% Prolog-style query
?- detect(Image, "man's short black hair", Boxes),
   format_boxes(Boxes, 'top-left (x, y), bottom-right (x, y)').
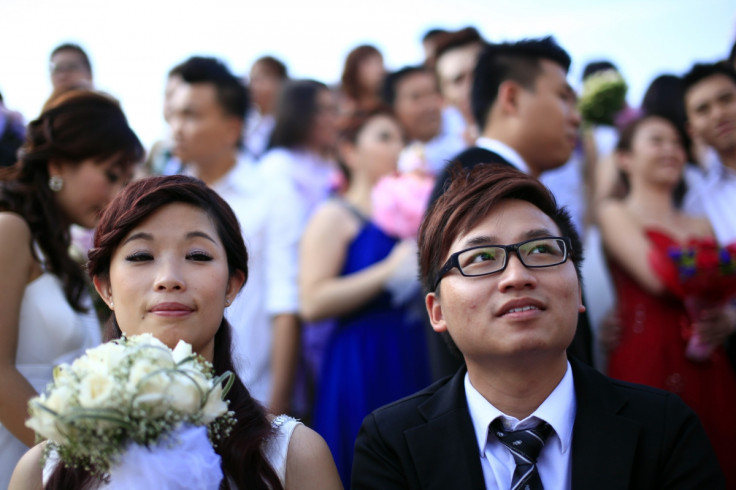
top-left (471, 36), bottom-right (571, 131)
top-left (50, 43), bottom-right (92, 74)
top-left (171, 56), bottom-right (249, 121)
top-left (682, 62), bottom-right (736, 100)
top-left (422, 28), bottom-right (449, 43)
top-left (381, 65), bottom-right (433, 107)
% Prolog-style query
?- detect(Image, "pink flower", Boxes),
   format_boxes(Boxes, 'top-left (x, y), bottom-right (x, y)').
top-left (371, 172), bottom-right (434, 239)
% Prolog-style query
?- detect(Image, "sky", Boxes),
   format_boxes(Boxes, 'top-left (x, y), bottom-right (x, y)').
top-left (1, 0), bottom-right (735, 149)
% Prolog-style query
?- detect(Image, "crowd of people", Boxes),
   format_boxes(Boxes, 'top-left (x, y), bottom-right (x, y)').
top-left (2, 27), bottom-right (736, 488)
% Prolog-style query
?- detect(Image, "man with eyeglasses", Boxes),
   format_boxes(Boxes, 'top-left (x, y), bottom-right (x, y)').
top-left (48, 43), bottom-right (93, 95)
top-left (352, 165), bottom-right (724, 490)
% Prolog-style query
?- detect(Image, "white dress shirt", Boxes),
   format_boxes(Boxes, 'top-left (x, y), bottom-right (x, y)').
top-left (259, 147), bottom-right (338, 230)
top-left (465, 362), bottom-right (576, 490)
top-left (475, 137), bottom-right (531, 174)
top-left (207, 156), bottom-right (302, 403)
top-left (684, 153), bottom-right (736, 245)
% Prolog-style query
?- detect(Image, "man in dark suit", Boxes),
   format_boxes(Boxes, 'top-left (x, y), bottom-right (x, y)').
top-left (352, 165), bottom-right (724, 489)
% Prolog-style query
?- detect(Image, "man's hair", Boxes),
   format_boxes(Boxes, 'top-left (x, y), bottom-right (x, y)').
top-left (418, 163), bottom-right (583, 296)
top-left (253, 55), bottom-right (289, 80)
top-left (422, 28), bottom-right (449, 43)
top-left (682, 62), bottom-right (736, 100)
top-left (434, 27), bottom-right (483, 65)
top-left (381, 65), bottom-right (433, 107)
top-left (170, 56), bottom-right (249, 121)
top-left (471, 36), bottom-right (571, 130)
top-left (50, 43), bottom-right (92, 74)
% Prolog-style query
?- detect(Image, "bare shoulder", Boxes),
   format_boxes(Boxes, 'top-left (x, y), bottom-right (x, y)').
top-left (285, 424), bottom-right (343, 490)
top-left (304, 200), bottom-right (360, 239)
top-left (8, 443), bottom-right (45, 490)
top-left (0, 212), bottom-right (31, 241)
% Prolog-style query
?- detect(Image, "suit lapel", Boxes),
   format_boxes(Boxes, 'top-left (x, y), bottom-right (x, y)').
top-left (570, 359), bottom-right (642, 489)
top-left (404, 370), bottom-right (486, 490)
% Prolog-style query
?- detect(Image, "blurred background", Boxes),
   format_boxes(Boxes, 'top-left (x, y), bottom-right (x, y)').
top-left (1, 0), bottom-right (734, 148)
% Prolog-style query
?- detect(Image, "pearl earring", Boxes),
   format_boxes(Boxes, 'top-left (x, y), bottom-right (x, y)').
top-left (225, 298), bottom-right (231, 306)
top-left (49, 175), bottom-right (64, 192)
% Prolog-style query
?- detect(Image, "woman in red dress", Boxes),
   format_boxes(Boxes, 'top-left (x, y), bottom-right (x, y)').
top-left (598, 114), bottom-right (736, 487)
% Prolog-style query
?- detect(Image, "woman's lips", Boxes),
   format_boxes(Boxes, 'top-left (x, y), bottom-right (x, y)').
top-left (150, 302), bottom-right (194, 317)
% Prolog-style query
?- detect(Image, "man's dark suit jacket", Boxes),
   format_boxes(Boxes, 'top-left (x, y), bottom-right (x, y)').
top-left (352, 359), bottom-right (725, 489)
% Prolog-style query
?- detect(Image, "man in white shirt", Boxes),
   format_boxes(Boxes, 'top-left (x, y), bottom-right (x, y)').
top-left (682, 61), bottom-right (736, 376)
top-left (382, 66), bottom-right (467, 174)
top-left (683, 62), bottom-right (736, 244)
top-left (167, 56), bottom-right (301, 414)
top-left (352, 164), bottom-right (724, 489)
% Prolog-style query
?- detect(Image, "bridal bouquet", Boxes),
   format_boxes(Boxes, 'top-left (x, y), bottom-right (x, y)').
top-left (26, 333), bottom-right (235, 483)
top-left (650, 232), bottom-right (736, 361)
top-left (578, 68), bottom-right (628, 127)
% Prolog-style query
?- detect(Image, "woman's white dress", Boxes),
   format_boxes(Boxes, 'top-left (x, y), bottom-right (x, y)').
top-left (0, 251), bottom-right (100, 488)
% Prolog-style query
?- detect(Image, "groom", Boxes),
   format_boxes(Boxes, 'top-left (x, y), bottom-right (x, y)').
top-left (352, 164), bottom-right (724, 489)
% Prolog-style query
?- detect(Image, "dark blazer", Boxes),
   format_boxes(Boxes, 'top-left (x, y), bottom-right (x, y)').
top-left (352, 359), bottom-right (725, 489)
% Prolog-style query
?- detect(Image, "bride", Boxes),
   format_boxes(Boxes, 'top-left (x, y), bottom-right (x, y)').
top-left (10, 175), bottom-right (342, 489)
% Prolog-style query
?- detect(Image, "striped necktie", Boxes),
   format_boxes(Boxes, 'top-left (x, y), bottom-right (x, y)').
top-left (490, 418), bottom-right (553, 490)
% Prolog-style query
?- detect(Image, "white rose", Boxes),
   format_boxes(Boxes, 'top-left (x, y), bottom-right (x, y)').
top-left (166, 371), bottom-right (203, 414)
top-left (171, 340), bottom-right (194, 364)
top-left (26, 386), bottom-right (74, 443)
top-left (85, 342), bottom-right (128, 373)
top-left (78, 371), bottom-right (117, 408)
top-left (201, 382), bottom-right (228, 424)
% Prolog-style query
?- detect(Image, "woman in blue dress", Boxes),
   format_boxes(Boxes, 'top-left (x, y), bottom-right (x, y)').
top-left (299, 107), bottom-right (431, 486)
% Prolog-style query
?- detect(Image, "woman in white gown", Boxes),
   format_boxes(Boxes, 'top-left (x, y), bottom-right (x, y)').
top-left (11, 175), bottom-right (342, 489)
top-left (0, 90), bottom-right (143, 488)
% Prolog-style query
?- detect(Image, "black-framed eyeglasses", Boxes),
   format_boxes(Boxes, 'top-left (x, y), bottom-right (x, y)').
top-left (432, 236), bottom-right (572, 291)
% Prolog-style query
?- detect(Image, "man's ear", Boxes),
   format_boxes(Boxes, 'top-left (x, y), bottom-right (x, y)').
top-left (425, 292), bottom-right (447, 333)
top-left (496, 80), bottom-right (522, 116)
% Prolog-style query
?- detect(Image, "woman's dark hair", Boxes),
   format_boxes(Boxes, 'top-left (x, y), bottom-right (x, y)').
top-left (341, 44), bottom-right (382, 101)
top-left (47, 175), bottom-right (283, 489)
top-left (267, 79), bottom-right (329, 150)
top-left (615, 114), bottom-right (687, 207)
top-left (641, 74), bottom-right (692, 161)
top-left (0, 89), bottom-right (143, 312)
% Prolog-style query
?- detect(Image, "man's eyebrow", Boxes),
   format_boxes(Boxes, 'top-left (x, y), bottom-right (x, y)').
top-left (460, 228), bottom-right (557, 248)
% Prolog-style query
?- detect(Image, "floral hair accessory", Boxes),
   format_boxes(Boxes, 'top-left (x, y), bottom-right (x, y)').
top-left (26, 333), bottom-right (235, 480)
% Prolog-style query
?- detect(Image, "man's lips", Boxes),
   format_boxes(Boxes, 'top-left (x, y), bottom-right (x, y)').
top-left (496, 298), bottom-right (545, 317)
top-left (150, 302), bottom-right (194, 316)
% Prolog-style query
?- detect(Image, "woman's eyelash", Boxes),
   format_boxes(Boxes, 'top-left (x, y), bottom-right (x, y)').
top-left (125, 251), bottom-right (152, 262)
top-left (187, 251), bottom-right (213, 261)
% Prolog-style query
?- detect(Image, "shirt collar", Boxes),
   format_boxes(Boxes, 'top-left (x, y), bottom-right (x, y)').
top-left (465, 361), bottom-right (577, 456)
top-left (475, 137), bottom-right (530, 174)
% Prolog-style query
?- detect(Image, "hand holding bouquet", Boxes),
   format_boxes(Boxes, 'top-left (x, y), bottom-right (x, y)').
top-left (649, 230), bottom-right (736, 361)
top-left (26, 333), bottom-right (234, 486)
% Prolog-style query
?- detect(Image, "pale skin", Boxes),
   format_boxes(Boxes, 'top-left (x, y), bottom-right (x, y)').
top-left (597, 117), bottom-right (732, 347)
top-left (10, 203), bottom-right (341, 489)
top-left (0, 213), bottom-right (44, 447)
top-left (299, 114), bottom-right (414, 322)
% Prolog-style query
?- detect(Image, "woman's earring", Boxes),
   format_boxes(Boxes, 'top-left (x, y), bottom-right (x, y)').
top-left (109, 301), bottom-right (114, 309)
top-left (225, 298), bottom-right (231, 306)
top-left (49, 175), bottom-right (64, 192)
